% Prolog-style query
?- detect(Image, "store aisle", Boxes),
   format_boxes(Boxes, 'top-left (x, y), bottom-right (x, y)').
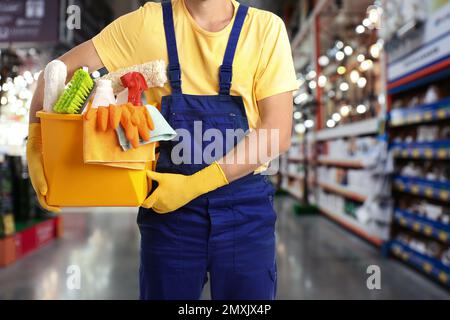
top-left (274, 198), bottom-right (449, 299)
top-left (0, 198), bottom-right (448, 300)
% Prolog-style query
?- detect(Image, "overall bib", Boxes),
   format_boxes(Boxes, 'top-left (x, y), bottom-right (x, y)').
top-left (137, 1), bottom-right (277, 300)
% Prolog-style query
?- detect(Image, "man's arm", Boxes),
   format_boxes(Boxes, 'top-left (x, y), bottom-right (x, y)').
top-left (29, 40), bottom-right (104, 123)
top-left (218, 91), bottom-right (293, 182)
top-left (143, 91), bottom-right (294, 213)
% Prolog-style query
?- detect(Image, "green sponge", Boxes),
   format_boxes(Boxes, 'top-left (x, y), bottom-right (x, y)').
top-left (53, 69), bottom-right (94, 114)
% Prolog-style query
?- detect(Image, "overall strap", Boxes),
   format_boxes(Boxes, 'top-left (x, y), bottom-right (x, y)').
top-left (162, 1), bottom-right (182, 94)
top-left (219, 4), bottom-right (249, 96)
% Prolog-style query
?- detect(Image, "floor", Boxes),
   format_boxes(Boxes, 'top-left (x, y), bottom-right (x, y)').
top-left (0, 196), bottom-right (449, 300)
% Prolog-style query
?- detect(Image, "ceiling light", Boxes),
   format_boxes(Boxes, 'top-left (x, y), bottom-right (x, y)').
top-left (368, 5), bottom-right (381, 24)
top-left (357, 104), bottom-right (367, 114)
top-left (370, 44), bottom-right (381, 59)
top-left (356, 25), bottom-right (365, 34)
top-left (335, 41), bottom-right (344, 49)
top-left (336, 51), bottom-right (345, 61)
top-left (318, 55), bottom-right (330, 67)
top-left (304, 120), bottom-right (314, 128)
top-left (337, 66), bottom-right (347, 75)
top-left (357, 77), bottom-right (367, 88)
top-left (294, 93), bottom-right (308, 105)
top-left (350, 70), bottom-right (360, 83)
top-left (318, 75), bottom-right (327, 87)
top-left (339, 82), bottom-right (349, 92)
top-left (294, 111), bottom-right (302, 120)
top-left (362, 18), bottom-right (371, 27)
top-left (344, 46), bottom-right (353, 56)
top-left (295, 124), bottom-right (306, 134)
top-left (332, 113), bottom-right (342, 122)
top-left (357, 54), bottom-right (365, 63)
top-left (309, 81), bottom-right (317, 90)
top-left (360, 59), bottom-right (374, 71)
top-left (326, 119), bottom-right (336, 128)
top-left (340, 105), bottom-right (351, 116)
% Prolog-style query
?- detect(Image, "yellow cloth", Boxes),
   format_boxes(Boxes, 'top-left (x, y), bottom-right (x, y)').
top-left (92, 0), bottom-right (298, 131)
top-left (83, 114), bottom-right (155, 170)
top-left (142, 161), bottom-right (229, 213)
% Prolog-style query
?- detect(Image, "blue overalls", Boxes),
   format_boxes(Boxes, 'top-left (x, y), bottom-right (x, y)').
top-left (137, 1), bottom-right (277, 300)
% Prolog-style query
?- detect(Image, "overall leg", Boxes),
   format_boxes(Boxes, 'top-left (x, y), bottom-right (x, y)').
top-left (137, 198), bottom-right (209, 300)
top-left (208, 177), bottom-right (277, 300)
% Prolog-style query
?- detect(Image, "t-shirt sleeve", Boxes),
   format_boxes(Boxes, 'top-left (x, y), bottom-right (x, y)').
top-left (254, 15), bottom-right (299, 101)
top-left (92, 5), bottom-right (149, 72)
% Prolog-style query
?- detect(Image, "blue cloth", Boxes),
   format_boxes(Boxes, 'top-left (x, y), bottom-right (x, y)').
top-left (138, 0), bottom-right (277, 300)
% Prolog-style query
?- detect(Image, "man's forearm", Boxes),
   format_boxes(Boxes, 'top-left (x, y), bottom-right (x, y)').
top-left (218, 123), bottom-right (291, 182)
top-left (217, 92), bottom-right (294, 182)
top-left (28, 40), bottom-right (104, 123)
top-left (29, 73), bottom-right (46, 123)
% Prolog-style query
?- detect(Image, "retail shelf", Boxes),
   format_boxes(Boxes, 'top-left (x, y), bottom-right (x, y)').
top-left (389, 97), bottom-right (450, 127)
top-left (283, 187), bottom-right (303, 201)
top-left (318, 181), bottom-right (368, 202)
top-left (391, 140), bottom-right (450, 160)
top-left (317, 157), bottom-right (365, 168)
top-left (394, 209), bottom-right (450, 244)
top-left (287, 156), bottom-right (305, 163)
top-left (389, 240), bottom-right (450, 287)
top-left (316, 118), bottom-right (380, 141)
top-left (0, 216), bottom-right (62, 267)
top-left (281, 171), bottom-right (304, 181)
top-left (388, 57), bottom-right (450, 95)
top-left (393, 176), bottom-right (450, 202)
top-left (319, 205), bottom-right (383, 246)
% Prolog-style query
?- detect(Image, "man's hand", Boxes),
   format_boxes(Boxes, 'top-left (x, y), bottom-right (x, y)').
top-left (142, 162), bottom-right (228, 213)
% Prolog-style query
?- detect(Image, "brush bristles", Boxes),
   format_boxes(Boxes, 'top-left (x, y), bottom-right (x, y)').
top-left (53, 69), bottom-right (94, 114)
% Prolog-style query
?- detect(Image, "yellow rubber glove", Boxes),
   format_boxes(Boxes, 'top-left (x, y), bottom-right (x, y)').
top-left (27, 123), bottom-right (61, 213)
top-left (142, 162), bottom-right (229, 213)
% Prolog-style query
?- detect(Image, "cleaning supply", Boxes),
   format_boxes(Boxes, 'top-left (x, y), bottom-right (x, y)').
top-left (98, 60), bottom-right (167, 94)
top-left (116, 88), bottom-right (129, 105)
top-left (97, 106), bottom-right (109, 131)
top-left (90, 79), bottom-right (116, 108)
top-left (43, 60), bottom-right (67, 113)
top-left (84, 102), bottom-right (157, 148)
top-left (37, 111), bottom-right (149, 206)
top-left (116, 104), bottom-right (176, 151)
top-left (120, 72), bottom-right (148, 106)
top-left (109, 104), bottom-right (122, 129)
top-left (110, 103), bottom-right (154, 148)
top-left (53, 68), bottom-right (94, 114)
top-left (82, 110), bottom-right (156, 170)
top-left (142, 161), bottom-right (229, 214)
top-left (26, 123), bottom-right (61, 212)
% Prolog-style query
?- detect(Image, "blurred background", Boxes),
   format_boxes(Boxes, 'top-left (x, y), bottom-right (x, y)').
top-left (0, 0), bottom-right (450, 299)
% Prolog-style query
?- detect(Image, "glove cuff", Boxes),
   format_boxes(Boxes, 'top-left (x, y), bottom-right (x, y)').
top-left (28, 123), bottom-right (42, 142)
top-left (192, 161), bottom-right (229, 195)
top-left (27, 123), bottom-right (43, 153)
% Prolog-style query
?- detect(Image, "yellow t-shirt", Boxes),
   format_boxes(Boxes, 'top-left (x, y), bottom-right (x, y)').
top-left (92, 0), bottom-right (298, 130)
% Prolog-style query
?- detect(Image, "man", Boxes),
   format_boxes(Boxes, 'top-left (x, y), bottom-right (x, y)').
top-left (28, 0), bottom-right (298, 299)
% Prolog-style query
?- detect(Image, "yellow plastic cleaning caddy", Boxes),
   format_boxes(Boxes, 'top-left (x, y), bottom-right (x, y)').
top-left (37, 111), bottom-right (149, 207)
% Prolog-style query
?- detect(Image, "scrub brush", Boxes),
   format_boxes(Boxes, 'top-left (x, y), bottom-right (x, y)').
top-left (53, 68), bottom-right (94, 114)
